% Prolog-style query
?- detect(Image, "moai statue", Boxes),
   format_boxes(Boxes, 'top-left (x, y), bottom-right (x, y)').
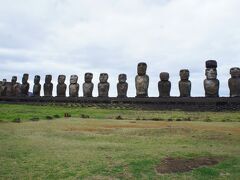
top-left (228, 67), bottom-right (240, 97)
top-left (69, 75), bottom-right (79, 97)
top-left (98, 73), bottom-right (110, 97)
top-left (83, 73), bottom-right (94, 97)
top-left (179, 69), bottom-right (191, 97)
top-left (11, 76), bottom-right (21, 96)
top-left (0, 79), bottom-right (7, 96)
top-left (57, 75), bottom-right (67, 97)
top-left (20, 73), bottom-right (29, 96)
top-left (33, 75), bottom-right (41, 96)
top-left (44, 75), bottom-right (53, 97)
top-left (117, 74), bottom-right (128, 98)
top-left (204, 60), bottom-right (219, 97)
top-left (158, 72), bottom-right (171, 97)
top-left (135, 62), bottom-right (149, 97)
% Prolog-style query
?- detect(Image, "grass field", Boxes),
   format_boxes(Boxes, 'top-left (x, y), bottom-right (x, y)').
top-left (0, 104), bottom-right (240, 179)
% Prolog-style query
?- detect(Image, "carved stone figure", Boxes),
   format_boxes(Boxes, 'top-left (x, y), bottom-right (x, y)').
top-left (117, 74), bottom-right (128, 98)
top-left (69, 75), bottom-right (79, 97)
top-left (204, 60), bottom-right (219, 97)
top-left (158, 72), bottom-right (171, 97)
top-left (0, 79), bottom-right (7, 96)
top-left (83, 73), bottom-right (94, 97)
top-left (44, 75), bottom-right (53, 97)
top-left (228, 67), bottom-right (240, 97)
top-left (98, 73), bottom-right (109, 97)
top-left (57, 75), bottom-right (66, 97)
top-left (20, 73), bottom-right (29, 96)
top-left (179, 69), bottom-right (191, 97)
top-left (135, 62), bottom-right (149, 97)
top-left (33, 75), bottom-right (41, 96)
top-left (11, 76), bottom-right (21, 96)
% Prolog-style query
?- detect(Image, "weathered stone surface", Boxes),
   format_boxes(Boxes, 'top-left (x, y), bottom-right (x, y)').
top-left (11, 76), bottom-right (21, 96)
top-left (228, 67), bottom-right (240, 97)
top-left (158, 72), bottom-right (171, 97)
top-left (44, 75), bottom-right (53, 97)
top-left (117, 74), bottom-right (128, 98)
top-left (83, 73), bottom-right (94, 97)
top-left (0, 79), bottom-right (7, 96)
top-left (179, 69), bottom-right (191, 97)
top-left (204, 60), bottom-right (219, 97)
top-left (98, 73), bottom-right (109, 97)
top-left (20, 74), bottom-right (29, 96)
top-left (135, 62), bottom-right (149, 97)
top-left (33, 75), bottom-right (41, 96)
top-left (57, 75), bottom-right (66, 97)
top-left (69, 75), bottom-right (79, 97)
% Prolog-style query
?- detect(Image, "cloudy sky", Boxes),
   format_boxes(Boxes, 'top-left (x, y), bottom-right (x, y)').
top-left (0, 0), bottom-right (239, 97)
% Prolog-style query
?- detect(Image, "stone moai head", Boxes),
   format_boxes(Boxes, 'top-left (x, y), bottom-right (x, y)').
top-left (2, 79), bottom-right (6, 86)
top-left (118, 74), bottom-right (127, 83)
top-left (70, 75), bottom-right (78, 84)
top-left (205, 60), bottom-right (217, 80)
top-left (160, 72), bottom-right (169, 81)
top-left (137, 62), bottom-right (147, 76)
top-left (99, 73), bottom-right (108, 83)
top-left (11, 76), bottom-right (17, 84)
top-left (58, 75), bottom-right (66, 84)
top-left (45, 75), bottom-right (52, 84)
top-left (22, 74), bottom-right (29, 84)
top-left (85, 73), bottom-right (93, 83)
top-left (34, 75), bottom-right (40, 84)
top-left (230, 67), bottom-right (240, 78)
top-left (180, 69), bottom-right (190, 81)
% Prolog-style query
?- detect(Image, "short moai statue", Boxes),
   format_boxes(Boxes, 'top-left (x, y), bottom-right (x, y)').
top-left (158, 72), bottom-right (171, 97)
top-left (204, 60), bottom-right (219, 97)
top-left (83, 73), bottom-right (94, 97)
top-left (98, 73), bottom-right (109, 97)
top-left (179, 69), bottom-right (191, 97)
top-left (11, 76), bottom-right (21, 96)
top-left (69, 75), bottom-right (79, 97)
top-left (228, 67), bottom-right (240, 97)
top-left (33, 75), bottom-right (41, 96)
top-left (20, 73), bottom-right (29, 96)
top-left (117, 74), bottom-right (128, 98)
top-left (44, 75), bottom-right (53, 97)
top-left (135, 62), bottom-right (149, 98)
top-left (57, 75), bottom-right (67, 97)
top-left (0, 79), bottom-right (7, 96)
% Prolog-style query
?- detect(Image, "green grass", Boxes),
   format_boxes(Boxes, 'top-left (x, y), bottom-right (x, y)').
top-left (0, 104), bottom-right (240, 179)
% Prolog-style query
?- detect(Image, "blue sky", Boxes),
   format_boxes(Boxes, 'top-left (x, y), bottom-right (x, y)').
top-left (0, 0), bottom-right (239, 97)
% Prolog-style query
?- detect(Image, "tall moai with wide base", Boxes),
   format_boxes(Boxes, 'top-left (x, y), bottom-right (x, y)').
top-left (11, 76), bottom-right (21, 96)
top-left (44, 75), bottom-right (53, 97)
top-left (20, 74), bottom-right (29, 96)
top-left (0, 79), bottom-right (7, 96)
top-left (83, 73), bottom-right (94, 97)
top-left (69, 75), bottom-right (79, 97)
top-left (98, 73), bottom-right (109, 97)
top-left (228, 67), bottom-right (240, 97)
top-left (158, 72), bottom-right (171, 97)
top-left (179, 69), bottom-right (191, 97)
top-left (57, 75), bottom-right (67, 97)
top-left (117, 74), bottom-right (128, 98)
top-left (33, 75), bottom-right (41, 96)
top-left (204, 60), bottom-right (219, 97)
top-left (135, 62), bottom-right (149, 98)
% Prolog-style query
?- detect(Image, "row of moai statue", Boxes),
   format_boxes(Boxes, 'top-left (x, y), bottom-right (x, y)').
top-left (0, 60), bottom-right (240, 97)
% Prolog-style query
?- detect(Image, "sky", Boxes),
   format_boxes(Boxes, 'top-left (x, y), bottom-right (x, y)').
top-left (0, 0), bottom-right (239, 97)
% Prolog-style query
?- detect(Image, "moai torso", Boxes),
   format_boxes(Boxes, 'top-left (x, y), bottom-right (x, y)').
top-left (204, 60), bottom-right (219, 97)
top-left (98, 73), bottom-right (109, 97)
top-left (83, 73), bottom-right (94, 97)
top-left (158, 72), bottom-right (171, 97)
top-left (228, 67), bottom-right (240, 97)
top-left (44, 75), bottom-right (53, 97)
top-left (20, 74), bottom-right (29, 96)
top-left (179, 69), bottom-right (191, 97)
top-left (33, 75), bottom-right (41, 96)
top-left (11, 76), bottom-right (21, 96)
top-left (117, 74), bottom-right (128, 98)
top-left (0, 79), bottom-right (7, 96)
top-left (69, 75), bottom-right (79, 97)
top-left (57, 75), bottom-right (67, 97)
top-left (135, 62), bottom-right (149, 97)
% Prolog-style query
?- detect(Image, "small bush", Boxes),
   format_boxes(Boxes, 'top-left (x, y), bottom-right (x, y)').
top-left (30, 117), bottom-right (40, 121)
top-left (115, 115), bottom-right (123, 120)
top-left (80, 114), bottom-right (90, 119)
top-left (12, 118), bottom-right (21, 123)
top-left (53, 115), bottom-right (60, 118)
top-left (168, 118), bottom-right (173, 121)
top-left (46, 116), bottom-right (53, 120)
